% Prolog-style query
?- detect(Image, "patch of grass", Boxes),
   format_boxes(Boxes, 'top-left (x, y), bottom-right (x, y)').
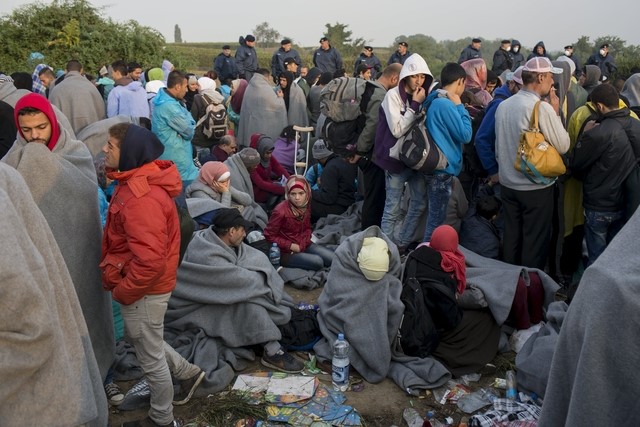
top-left (184, 390), bottom-right (268, 427)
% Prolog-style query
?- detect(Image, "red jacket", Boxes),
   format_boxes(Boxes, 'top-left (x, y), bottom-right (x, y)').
top-left (263, 200), bottom-right (312, 253)
top-left (100, 160), bottom-right (182, 305)
top-left (251, 157), bottom-right (290, 203)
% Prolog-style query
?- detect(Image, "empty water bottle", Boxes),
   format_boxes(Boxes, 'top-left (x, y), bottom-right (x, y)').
top-left (332, 333), bottom-right (350, 391)
top-left (269, 243), bottom-right (280, 268)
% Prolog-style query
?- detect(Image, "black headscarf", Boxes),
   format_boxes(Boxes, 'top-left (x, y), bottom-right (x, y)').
top-left (119, 124), bottom-right (165, 171)
top-left (279, 71), bottom-right (295, 111)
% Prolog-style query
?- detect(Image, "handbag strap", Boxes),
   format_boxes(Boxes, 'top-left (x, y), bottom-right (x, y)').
top-left (518, 156), bottom-right (556, 185)
top-left (529, 101), bottom-right (542, 131)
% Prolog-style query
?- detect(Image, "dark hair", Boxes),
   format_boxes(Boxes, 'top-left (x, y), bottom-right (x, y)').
top-left (280, 125), bottom-right (296, 142)
top-left (111, 60), bottom-right (128, 76)
top-left (256, 68), bottom-right (271, 77)
top-left (476, 195), bottom-right (501, 220)
top-left (108, 122), bottom-right (130, 145)
top-left (333, 68), bottom-right (346, 78)
top-left (590, 83), bottom-right (620, 109)
top-left (66, 60), bottom-right (82, 72)
top-left (127, 61), bottom-right (142, 73)
top-left (17, 106), bottom-right (43, 116)
top-left (10, 72), bottom-right (32, 91)
top-left (521, 70), bottom-right (537, 85)
top-left (167, 70), bottom-right (187, 88)
top-left (38, 67), bottom-right (55, 78)
top-left (318, 72), bottom-right (333, 85)
top-left (440, 62), bottom-right (466, 87)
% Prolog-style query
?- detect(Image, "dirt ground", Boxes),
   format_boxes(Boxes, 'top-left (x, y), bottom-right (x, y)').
top-left (109, 284), bottom-right (515, 427)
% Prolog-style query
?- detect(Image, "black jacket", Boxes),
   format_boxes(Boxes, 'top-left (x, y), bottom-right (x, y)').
top-left (572, 108), bottom-right (639, 211)
top-left (311, 154), bottom-right (357, 208)
top-left (491, 48), bottom-right (513, 74)
top-left (0, 100), bottom-right (16, 159)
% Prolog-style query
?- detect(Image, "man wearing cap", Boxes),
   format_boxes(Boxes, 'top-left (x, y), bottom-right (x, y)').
top-left (309, 139), bottom-right (357, 222)
top-left (236, 34), bottom-right (258, 82)
top-left (3, 92), bottom-right (116, 391)
top-left (101, 122), bottom-right (205, 426)
top-left (494, 57), bottom-right (570, 269)
top-left (166, 207), bottom-right (305, 374)
top-left (313, 37), bottom-right (343, 76)
top-left (214, 45), bottom-right (239, 83)
top-left (492, 40), bottom-right (513, 75)
top-left (587, 43), bottom-right (617, 81)
top-left (458, 38), bottom-right (482, 64)
top-left (354, 46), bottom-right (382, 77)
top-left (388, 41), bottom-right (411, 66)
top-left (562, 45), bottom-right (581, 78)
top-left (475, 66), bottom-right (524, 184)
top-left (271, 39), bottom-right (301, 82)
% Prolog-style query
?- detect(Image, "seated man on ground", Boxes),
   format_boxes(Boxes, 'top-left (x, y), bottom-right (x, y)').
top-left (164, 208), bottom-right (304, 394)
top-left (264, 176), bottom-right (334, 271)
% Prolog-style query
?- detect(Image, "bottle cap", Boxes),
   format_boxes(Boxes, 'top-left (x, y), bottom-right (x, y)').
top-left (338, 333), bottom-right (344, 340)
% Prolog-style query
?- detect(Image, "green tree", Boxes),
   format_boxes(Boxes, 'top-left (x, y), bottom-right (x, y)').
top-left (0, 0), bottom-right (166, 74)
top-left (174, 24), bottom-right (182, 43)
top-left (253, 22), bottom-right (280, 45)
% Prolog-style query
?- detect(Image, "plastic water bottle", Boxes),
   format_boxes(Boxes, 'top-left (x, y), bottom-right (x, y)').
top-left (268, 243), bottom-right (280, 268)
top-left (506, 370), bottom-right (517, 400)
top-left (332, 333), bottom-right (350, 391)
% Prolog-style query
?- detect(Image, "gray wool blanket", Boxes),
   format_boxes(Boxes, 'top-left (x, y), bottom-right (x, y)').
top-left (278, 267), bottom-right (328, 290)
top-left (2, 127), bottom-right (115, 381)
top-left (313, 201), bottom-right (363, 245)
top-left (237, 74), bottom-right (288, 147)
top-left (76, 115), bottom-right (138, 158)
top-left (164, 228), bottom-right (294, 395)
top-left (224, 153), bottom-right (269, 227)
top-left (314, 226), bottom-right (451, 394)
top-left (515, 301), bottom-right (568, 398)
top-left (0, 163), bottom-right (107, 427)
top-left (461, 247), bottom-right (559, 325)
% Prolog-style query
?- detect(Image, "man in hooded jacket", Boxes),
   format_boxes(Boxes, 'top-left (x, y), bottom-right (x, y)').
top-left (101, 123), bottom-right (204, 427)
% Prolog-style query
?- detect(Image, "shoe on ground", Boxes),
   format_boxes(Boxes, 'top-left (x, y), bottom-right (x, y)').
top-left (261, 349), bottom-right (304, 373)
top-left (173, 370), bottom-right (205, 406)
top-left (119, 377), bottom-right (150, 411)
top-left (122, 416), bottom-right (180, 427)
top-left (104, 381), bottom-right (124, 406)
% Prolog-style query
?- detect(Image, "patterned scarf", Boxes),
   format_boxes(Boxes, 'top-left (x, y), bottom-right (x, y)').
top-left (285, 175), bottom-right (310, 220)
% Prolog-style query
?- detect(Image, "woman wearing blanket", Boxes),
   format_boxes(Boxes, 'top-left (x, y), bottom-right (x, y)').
top-left (405, 225), bottom-right (501, 377)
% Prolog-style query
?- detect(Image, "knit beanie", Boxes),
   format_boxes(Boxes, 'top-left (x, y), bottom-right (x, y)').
top-left (357, 237), bottom-right (390, 281)
top-left (238, 148), bottom-right (260, 168)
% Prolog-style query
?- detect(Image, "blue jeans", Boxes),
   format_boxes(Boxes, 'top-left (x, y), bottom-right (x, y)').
top-left (381, 168), bottom-right (427, 247)
top-left (281, 243), bottom-right (334, 271)
top-left (584, 209), bottom-right (625, 265)
top-left (423, 174), bottom-right (453, 242)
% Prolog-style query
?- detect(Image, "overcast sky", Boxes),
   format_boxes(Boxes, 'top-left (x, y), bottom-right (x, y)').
top-left (2, 0), bottom-right (639, 52)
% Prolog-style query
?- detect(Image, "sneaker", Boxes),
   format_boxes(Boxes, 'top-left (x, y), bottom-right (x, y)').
top-left (119, 377), bottom-right (151, 411)
top-left (261, 349), bottom-right (304, 373)
top-left (173, 370), bottom-right (205, 406)
top-left (122, 416), bottom-right (181, 427)
top-left (104, 381), bottom-right (124, 406)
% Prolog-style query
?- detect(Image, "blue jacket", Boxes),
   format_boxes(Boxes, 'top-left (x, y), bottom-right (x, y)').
top-left (107, 80), bottom-right (150, 119)
top-left (474, 84), bottom-right (513, 175)
top-left (313, 46), bottom-right (343, 75)
top-left (387, 50), bottom-right (411, 65)
top-left (235, 37), bottom-right (258, 81)
top-left (423, 90), bottom-right (472, 176)
top-left (214, 53), bottom-right (239, 82)
top-left (152, 88), bottom-right (197, 183)
top-left (354, 53), bottom-right (382, 75)
top-left (271, 47), bottom-right (302, 79)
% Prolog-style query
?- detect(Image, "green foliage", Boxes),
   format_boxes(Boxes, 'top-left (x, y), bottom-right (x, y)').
top-left (174, 24), bottom-right (182, 44)
top-left (253, 22), bottom-right (280, 45)
top-left (323, 22), bottom-right (367, 59)
top-left (0, 0), bottom-right (166, 74)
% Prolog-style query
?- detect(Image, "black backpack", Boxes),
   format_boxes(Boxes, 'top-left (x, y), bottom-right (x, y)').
top-left (320, 78), bottom-right (375, 158)
top-left (196, 95), bottom-right (228, 141)
top-left (397, 248), bottom-right (463, 358)
top-left (278, 308), bottom-right (322, 351)
top-left (389, 112), bottom-right (447, 173)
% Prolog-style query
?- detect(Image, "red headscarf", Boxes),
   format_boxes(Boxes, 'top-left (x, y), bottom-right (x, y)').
top-left (230, 79), bottom-right (248, 114)
top-left (285, 175), bottom-right (311, 219)
top-left (429, 225), bottom-right (466, 294)
top-left (14, 93), bottom-right (60, 151)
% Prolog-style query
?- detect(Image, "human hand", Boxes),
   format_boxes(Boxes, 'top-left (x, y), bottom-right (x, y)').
top-left (413, 86), bottom-right (426, 103)
top-left (583, 120), bottom-right (599, 132)
top-left (548, 86), bottom-right (560, 115)
top-left (348, 154), bottom-right (361, 165)
top-left (290, 243), bottom-right (301, 253)
top-left (448, 92), bottom-right (462, 105)
top-left (488, 173), bottom-right (499, 185)
top-left (276, 90), bottom-right (284, 98)
top-left (211, 180), bottom-right (230, 193)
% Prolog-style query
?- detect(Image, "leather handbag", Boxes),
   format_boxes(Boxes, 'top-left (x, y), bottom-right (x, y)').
top-left (513, 101), bottom-right (566, 184)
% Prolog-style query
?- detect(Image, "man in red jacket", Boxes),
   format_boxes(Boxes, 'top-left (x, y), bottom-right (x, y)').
top-left (100, 123), bottom-right (204, 427)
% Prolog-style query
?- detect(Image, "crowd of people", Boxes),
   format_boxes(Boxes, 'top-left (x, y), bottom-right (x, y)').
top-left (1, 32), bottom-right (640, 427)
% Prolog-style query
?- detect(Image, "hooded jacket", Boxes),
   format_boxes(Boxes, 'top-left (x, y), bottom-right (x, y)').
top-left (509, 39), bottom-right (525, 70)
top-left (571, 108), bottom-right (639, 211)
top-left (374, 53), bottom-right (434, 173)
top-left (107, 78), bottom-right (150, 119)
top-left (527, 41), bottom-right (550, 60)
top-left (475, 84), bottom-right (513, 175)
top-left (582, 65), bottom-right (602, 95)
top-left (621, 73), bottom-right (640, 108)
top-left (152, 87), bottom-right (198, 183)
top-left (235, 36), bottom-right (258, 81)
top-left (101, 125), bottom-right (182, 305)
